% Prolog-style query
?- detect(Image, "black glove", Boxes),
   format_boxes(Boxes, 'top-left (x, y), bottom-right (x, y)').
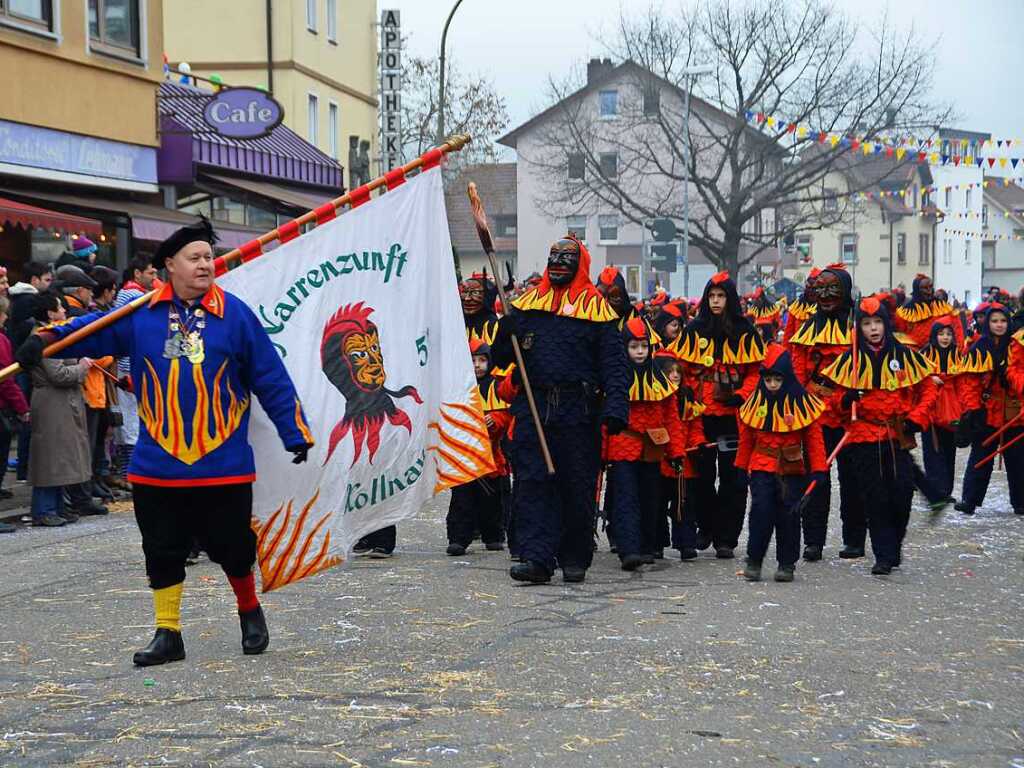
top-left (903, 419), bottom-right (923, 435)
top-left (15, 334), bottom-right (46, 370)
top-left (812, 471), bottom-right (828, 486)
top-left (841, 389), bottom-right (862, 410)
top-left (724, 394), bottom-right (744, 408)
top-left (289, 443), bottom-right (313, 464)
top-left (604, 416), bottom-right (627, 436)
top-left (668, 457), bottom-right (684, 475)
top-left (953, 418), bottom-right (973, 448)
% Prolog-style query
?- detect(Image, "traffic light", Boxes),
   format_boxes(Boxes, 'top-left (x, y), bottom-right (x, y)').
top-left (651, 218), bottom-right (677, 242)
top-left (650, 243), bottom-right (678, 273)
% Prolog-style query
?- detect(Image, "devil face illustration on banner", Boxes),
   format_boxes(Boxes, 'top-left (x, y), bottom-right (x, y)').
top-left (320, 302), bottom-right (422, 465)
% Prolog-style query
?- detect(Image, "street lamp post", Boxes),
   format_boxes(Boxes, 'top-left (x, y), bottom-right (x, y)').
top-left (680, 64), bottom-right (714, 295)
top-left (437, 0), bottom-right (466, 145)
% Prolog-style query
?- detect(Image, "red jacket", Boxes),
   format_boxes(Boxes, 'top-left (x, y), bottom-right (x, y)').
top-left (0, 332), bottom-right (28, 415)
top-left (660, 398), bottom-right (706, 479)
top-left (894, 303), bottom-right (965, 349)
top-left (1007, 330), bottom-right (1024, 397)
top-left (959, 334), bottom-right (1022, 429)
top-left (670, 329), bottom-right (764, 418)
top-left (833, 381), bottom-right (939, 444)
top-left (735, 421), bottom-right (827, 475)
top-left (782, 300), bottom-right (815, 344)
top-left (604, 395), bottom-right (684, 463)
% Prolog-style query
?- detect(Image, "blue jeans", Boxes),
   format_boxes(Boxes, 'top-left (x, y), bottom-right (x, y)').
top-left (31, 486), bottom-right (64, 520)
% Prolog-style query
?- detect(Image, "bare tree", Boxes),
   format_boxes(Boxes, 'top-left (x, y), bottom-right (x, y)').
top-left (401, 54), bottom-right (510, 171)
top-left (526, 0), bottom-right (952, 275)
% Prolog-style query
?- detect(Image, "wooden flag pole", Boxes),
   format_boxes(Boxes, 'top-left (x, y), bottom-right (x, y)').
top-left (0, 135), bottom-right (473, 383)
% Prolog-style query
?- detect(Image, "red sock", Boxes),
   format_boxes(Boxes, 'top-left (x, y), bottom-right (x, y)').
top-left (227, 573), bottom-right (260, 613)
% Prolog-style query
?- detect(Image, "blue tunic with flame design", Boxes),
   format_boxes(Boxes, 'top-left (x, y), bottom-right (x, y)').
top-left (46, 283), bottom-right (313, 487)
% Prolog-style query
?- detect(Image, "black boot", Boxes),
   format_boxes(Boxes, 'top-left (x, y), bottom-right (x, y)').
top-left (695, 532), bottom-right (712, 551)
top-left (954, 501), bottom-right (976, 515)
top-left (239, 606), bottom-right (270, 655)
top-left (446, 543), bottom-right (466, 556)
top-left (871, 561), bottom-right (893, 576)
top-left (510, 561), bottom-right (550, 583)
top-left (715, 546), bottom-right (735, 559)
top-left (485, 541), bottom-right (505, 551)
top-left (743, 560), bottom-right (762, 581)
top-left (133, 628), bottom-right (186, 667)
top-left (802, 544), bottom-right (823, 562)
top-left (839, 545), bottom-right (865, 559)
top-left (620, 553), bottom-right (646, 571)
top-left (562, 566), bottom-right (586, 583)
top-left (679, 548), bottom-right (698, 561)
top-left (774, 565), bottom-right (795, 582)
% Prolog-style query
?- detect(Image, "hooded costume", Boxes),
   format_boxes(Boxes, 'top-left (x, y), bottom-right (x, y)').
top-left (894, 274), bottom-right (963, 349)
top-left (746, 287), bottom-right (782, 342)
top-left (782, 268), bottom-right (820, 343)
top-left (461, 274), bottom-right (501, 346)
top-left (735, 344), bottom-right (827, 578)
top-left (445, 339), bottom-right (513, 554)
top-left (957, 305), bottom-right (1024, 515)
top-left (28, 218), bottom-right (313, 667)
top-left (668, 271), bottom-right (764, 556)
top-left (819, 296), bottom-right (939, 573)
top-left (602, 318), bottom-right (684, 568)
top-left (490, 235), bottom-right (629, 582)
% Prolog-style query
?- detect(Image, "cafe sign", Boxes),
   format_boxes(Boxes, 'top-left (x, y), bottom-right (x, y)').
top-left (202, 87), bottom-right (285, 140)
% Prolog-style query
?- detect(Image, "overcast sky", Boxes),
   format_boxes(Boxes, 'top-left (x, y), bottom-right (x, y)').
top-left (391, 0), bottom-right (1024, 148)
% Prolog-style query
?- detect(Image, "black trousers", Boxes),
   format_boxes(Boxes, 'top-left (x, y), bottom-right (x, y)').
top-left (695, 414), bottom-right (747, 549)
top-left (846, 443), bottom-right (913, 566)
top-left (446, 476), bottom-right (508, 546)
top-left (962, 426), bottom-right (1024, 510)
top-left (608, 460), bottom-right (661, 559)
top-left (802, 425), bottom-right (847, 547)
top-left (747, 471), bottom-right (803, 567)
top-left (659, 474), bottom-right (698, 551)
top-left (920, 427), bottom-right (957, 502)
top-left (134, 483), bottom-right (256, 590)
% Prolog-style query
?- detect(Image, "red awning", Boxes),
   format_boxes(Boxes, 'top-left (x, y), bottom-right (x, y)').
top-left (0, 196), bottom-right (103, 237)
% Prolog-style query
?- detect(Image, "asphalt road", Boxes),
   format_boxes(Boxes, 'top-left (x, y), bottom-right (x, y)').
top-left (1, 460), bottom-right (1022, 768)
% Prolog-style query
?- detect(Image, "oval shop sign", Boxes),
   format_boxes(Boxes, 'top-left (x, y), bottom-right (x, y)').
top-left (202, 87), bottom-right (285, 139)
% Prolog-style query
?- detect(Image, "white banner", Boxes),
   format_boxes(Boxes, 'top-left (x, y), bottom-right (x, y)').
top-left (218, 168), bottom-right (494, 591)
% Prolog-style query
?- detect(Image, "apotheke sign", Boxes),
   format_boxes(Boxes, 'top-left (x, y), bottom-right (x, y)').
top-left (202, 87), bottom-right (285, 140)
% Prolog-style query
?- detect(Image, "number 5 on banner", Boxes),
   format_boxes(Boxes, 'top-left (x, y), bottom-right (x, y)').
top-left (416, 335), bottom-right (428, 366)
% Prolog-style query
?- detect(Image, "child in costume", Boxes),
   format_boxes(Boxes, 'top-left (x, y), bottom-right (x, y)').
top-left (446, 339), bottom-right (512, 555)
top-left (735, 345), bottom-right (827, 582)
top-left (604, 318), bottom-right (685, 571)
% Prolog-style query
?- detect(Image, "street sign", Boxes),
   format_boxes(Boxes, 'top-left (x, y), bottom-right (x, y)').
top-left (380, 10), bottom-right (402, 171)
top-left (650, 243), bottom-right (678, 273)
top-left (652, 218), bottom-right (677, 242)
top-left (202, 87), bottom-right (284, 139)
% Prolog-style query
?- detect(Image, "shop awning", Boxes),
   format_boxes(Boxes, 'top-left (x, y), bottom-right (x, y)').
top-left (198, 172), bottom-right (335, 213)
top-left (2, 190), bottom-right (269, 250)
top-left (0, 196), bottom-right (103, 236)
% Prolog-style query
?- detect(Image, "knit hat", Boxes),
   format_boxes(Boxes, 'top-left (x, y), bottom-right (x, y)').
top-left (72, 236), bottom-right (97, 259)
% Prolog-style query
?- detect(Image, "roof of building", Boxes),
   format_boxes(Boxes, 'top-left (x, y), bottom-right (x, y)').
top-left (444, 162), bottom-right (517, 260)
top-left (984, 180), bottom-right (1024, 226)
top-left (157, 81), bottom-right (343, 190)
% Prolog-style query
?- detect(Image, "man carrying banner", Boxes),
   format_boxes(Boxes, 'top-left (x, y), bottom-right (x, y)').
top-left (491, 235), bottom-right (628, 584)
top-left (17, 218), bottom-right (314, 667)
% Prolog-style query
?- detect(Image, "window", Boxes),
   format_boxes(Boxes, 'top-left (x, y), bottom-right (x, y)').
top-left (910, 186), bottom-right (917, 209)
top-left (599, 90), bottom-right (618, 118)
top-left (1015, 228), bottom-right (1024, 239)
top-left (796, 234), bottom-right (812, 265)
top-left (966, 188), bottom-right (972, 210)
top-left (982, 203), bottom-right (989, 227)
top-left (922, 188), bottom-right (930, 209)
top-left (896, 233), bottom-right (906, 265)
top-left (964, 289), bottom-right (972, 305)
top-left (1, 0), bottom-right (53, 30)
top-left (823, 188), bottom-right (838, 212)
top-left (306, 0), bottom-right (316, 31)
top-left (918, 233), bottom-right (930, 265)
top-left (326, 0), bottom-right (336, 42)
top-left (625, 265), bottom-right (641, 296)
top-left (599, 152), bottom-right (618, 179)
top-left (840, 234), bottom-right (857, 264)
top-left (643, 86), bottom-right (660, 116)
top-left (567, 153), bottom-right (585, 181)
top-left (599, 215), bottom-right (619, 243)
top-left (88, 0), bottom-right (141, 57)
top-left (493, 215), bottom-right (517, 238)
top-left (327, 102), bottom-right (339, 159)
top-left (944, 188), bottom-right (951, 208)
top-left (307, 94), bottom-right (319, 145)
top-left (942, 238), bottom-right (952, 265)
top-left (566, 216), bottom-right (587, 241)
top-left (964, 239), bottom-right (971, 264)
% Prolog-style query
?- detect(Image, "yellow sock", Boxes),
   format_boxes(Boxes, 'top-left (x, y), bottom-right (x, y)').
top-left (153, 582), bottom-right (184, 632)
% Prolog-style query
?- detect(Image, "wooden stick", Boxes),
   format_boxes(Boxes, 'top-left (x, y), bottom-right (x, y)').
top-left (981, 408), bottom-right (1023, 447)
top-left (849, 295), bottom-right (860, 422)
top-left (796, 432), bottom-right (850, 500)
top-left (467, 182), bottom-right (555, 475)
top-left (0, 135), bottom-right (473, 384)
top-left (974, 426), bottom-right (1024, 469)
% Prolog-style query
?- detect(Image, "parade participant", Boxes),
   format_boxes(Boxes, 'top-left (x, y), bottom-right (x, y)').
top-left (782, 269), bottom-right (819, 343)
top-left (967, 302), bottom-right (990, 347)
top-left (652, 302), bottom-right (685, 346)
top-left (735, 345), bottom-right (827, 582)
top-left (596, 266), bottom-right (634, 323)
top-left (446, 339), bottom-right (512, 556)
top-left (669, 271), bottom-right (765, 559)
top-left (491, 234), bottom-right (628, 584)
top-left (1012, 287), bottom-right (1024, 334)
top-left (820, 296), bottom-right (938, 575)
top-left (746, 287), bottom-right (782, 343)
top-left (787, 264), bottom-right (858, 561)
top-left (603, 318), bottom-right (684, 570)
top-left (916, 318), bottom-right (965, 510)
top-left (461, 273), bottom-right (500, 346)
top-left (894, 274), bottom-right (963, 349)
top-left (654, 349), bottom-right (705, 560)
top-left (17, 217), bottom-right (314, 666)
top-left (957, 304), bottom-right (1023, 516)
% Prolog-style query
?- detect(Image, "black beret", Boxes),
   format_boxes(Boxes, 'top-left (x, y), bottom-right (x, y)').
top-left (152, 215), bottom-right (218, 269)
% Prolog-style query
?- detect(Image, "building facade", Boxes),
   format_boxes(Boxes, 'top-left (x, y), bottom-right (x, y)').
top-left (982, 181), bottom-right (1024, 294)
top-left (0, 0), bottom-right (164, 272)
top-left (163, 0), bottom-right (377, 192)
top-left (444, 163), bottom-right (517, 282)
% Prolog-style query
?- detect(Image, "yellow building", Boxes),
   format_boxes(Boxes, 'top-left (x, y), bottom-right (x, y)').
top-left (164, 0), bottom-right (378, 190)
top-left (0, 0), bottom-right (164, 270)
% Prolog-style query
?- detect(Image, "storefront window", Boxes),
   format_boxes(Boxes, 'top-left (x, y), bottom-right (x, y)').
top-left (2, 0), bottom-right (53, 31)
top-left (246, 204), bottom-right (277, 231)
top-left (88, 0), bottom-right (141, 57)
top-left (211, 197), bottom-right (245, 225)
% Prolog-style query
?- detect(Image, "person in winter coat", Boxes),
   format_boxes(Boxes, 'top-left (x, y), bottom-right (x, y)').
top-left (26, 293), bottom-right (97, 527)
top-left (735, 344), bottom-right (827, 582)
top-left (0, 296), bottom-right (29, 532)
